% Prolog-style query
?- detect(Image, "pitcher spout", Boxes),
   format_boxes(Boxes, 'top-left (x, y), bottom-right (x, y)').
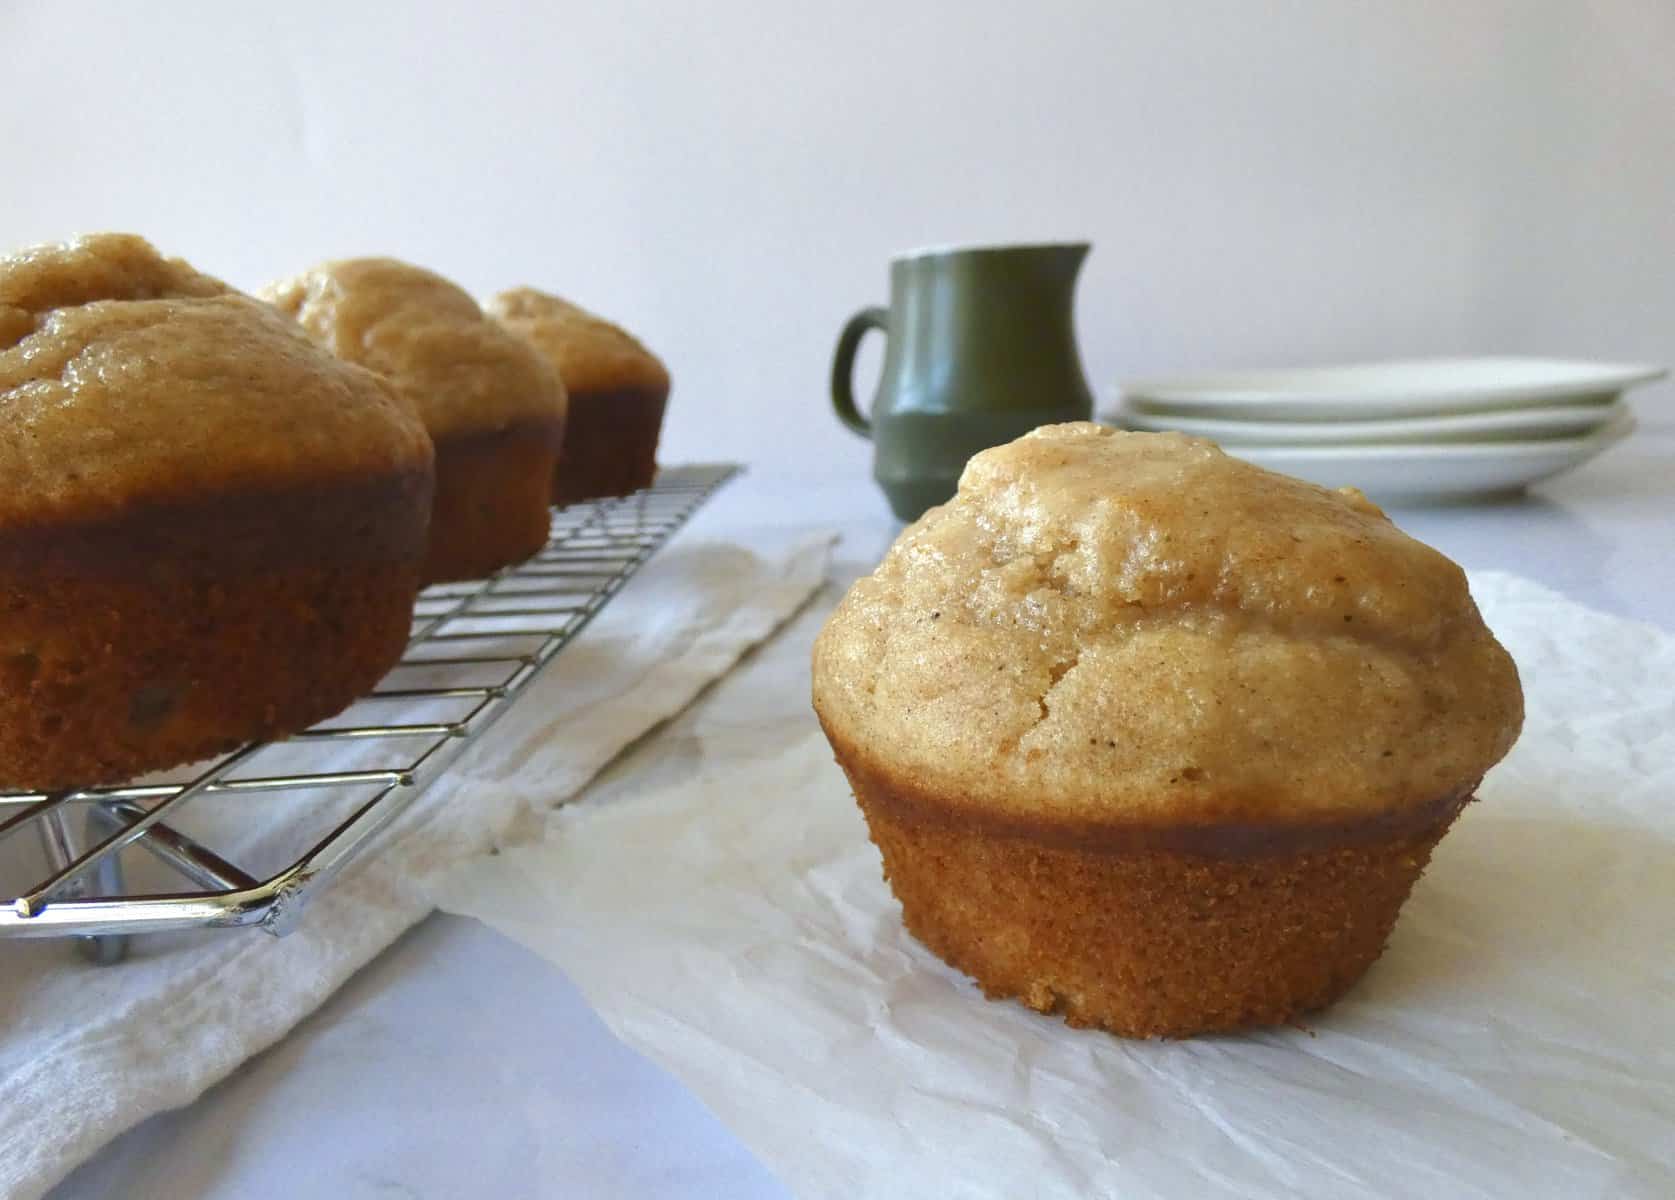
top-left (1041, 241), bottom-right (1090, 284)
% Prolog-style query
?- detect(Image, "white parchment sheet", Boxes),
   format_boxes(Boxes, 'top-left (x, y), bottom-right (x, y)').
top-left (438, 571), bottom-right (1674, 1199)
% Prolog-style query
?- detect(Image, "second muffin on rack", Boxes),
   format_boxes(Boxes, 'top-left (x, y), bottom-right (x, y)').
top-left (264, 259), bottom-right (568, 582)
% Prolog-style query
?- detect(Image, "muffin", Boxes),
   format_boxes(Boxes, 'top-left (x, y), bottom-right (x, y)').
top-left (264, 260), bottom-right (567, 582)
top-left (0, 234), bottom-right (434, 792)
top-left (812, 423), bottom-right (1524, 1038)
top-left (488, 288), bottom-right (669, 504)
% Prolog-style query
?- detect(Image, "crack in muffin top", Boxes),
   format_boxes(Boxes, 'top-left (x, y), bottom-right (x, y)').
top-left (0, 234), bottom-right (432, 527)
top-left (812, 423), bottom-right (1524, 825)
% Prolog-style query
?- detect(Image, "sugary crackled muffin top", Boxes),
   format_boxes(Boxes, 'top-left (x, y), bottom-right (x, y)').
top-left (812, 423), bottom-right (1524, 827)
top-left (263, 259), bottom-right (566, 440)
top-left (0, 234), bottom-right (432, 528)
top-left (488, 287), bottom-right (669, 397)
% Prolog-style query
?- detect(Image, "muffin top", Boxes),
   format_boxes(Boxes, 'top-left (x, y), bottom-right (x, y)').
top-left (488, 287), bottom-right (670, 398)
top-left (0, 234), bottom-right (432, 528)
top-left (263, 259), bottom-right (566, 440)
top-left (813, 423), bottom-right (1523, 828)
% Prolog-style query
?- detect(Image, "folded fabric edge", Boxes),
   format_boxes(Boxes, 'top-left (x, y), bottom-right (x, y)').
top-left (5, 531), bottom-right (837, 1200)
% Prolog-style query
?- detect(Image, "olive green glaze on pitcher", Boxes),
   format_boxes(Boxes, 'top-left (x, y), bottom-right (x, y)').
top-left (831, 242), bottom-right (1095, 521)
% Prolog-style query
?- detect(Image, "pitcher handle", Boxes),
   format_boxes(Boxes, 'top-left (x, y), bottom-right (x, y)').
top-left (830, 306), bottom-right (888, 439)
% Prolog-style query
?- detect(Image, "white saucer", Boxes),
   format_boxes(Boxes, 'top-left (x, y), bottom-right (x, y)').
top-left (1227, 410), bottom-right (1638, 502)
top-left (1121, 357), bottom-right (1666, 422)
top-left (1112, 399), bottom-right (1627, 446)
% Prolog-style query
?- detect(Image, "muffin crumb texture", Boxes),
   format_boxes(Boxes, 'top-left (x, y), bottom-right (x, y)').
top-left (262, 258), bottom-right (567, 440)
top-left (489, 287), bottom-right (669, 397)
top-left (0, 234), bottom-right (431, 527)
top-left (812, 423), bottom-right (1524, 1037)
top-left (814, 422), bottom-right (1523, 828)
top-left (0, 234), bottom-right (434, 789)
top-left (489, 286), bottom-right (670, 503)
top-left (262, 257), bottom-right (568, 582)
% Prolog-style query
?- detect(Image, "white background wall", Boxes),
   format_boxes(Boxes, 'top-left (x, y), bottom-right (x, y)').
top-left (4, 1), bottom-right (1672, 475)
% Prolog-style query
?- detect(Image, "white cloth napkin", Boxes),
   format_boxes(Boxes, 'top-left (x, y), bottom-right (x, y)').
top-left (0, 520), bottom-right (834, 1200)
top-left (436, 570), bottom-right (1675, 1200)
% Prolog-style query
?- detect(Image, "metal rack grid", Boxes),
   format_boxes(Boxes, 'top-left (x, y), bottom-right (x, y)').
top-left (0, 464), bottom-right (739, 963)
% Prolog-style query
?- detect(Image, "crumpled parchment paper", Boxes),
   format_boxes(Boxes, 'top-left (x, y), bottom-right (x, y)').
top-left (436, 571), bottom-right (1675, 1199)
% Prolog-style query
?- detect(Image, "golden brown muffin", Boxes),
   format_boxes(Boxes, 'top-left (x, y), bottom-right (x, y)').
top-left (488, 288), bottom-right (669, 504)
top-left (264, 260), bottom-right (567, 582)
top-left (0, 233), bottom-right (434, 791)
top-left (812, 423), bottom-right (1524, 1038)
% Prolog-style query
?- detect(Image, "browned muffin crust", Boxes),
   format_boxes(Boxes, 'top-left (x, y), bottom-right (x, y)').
top-left (826, 716), bottom-right (1473, 1037)
top-left (487, 288), bottom-right (669, 397)
top-left (813, 424), bottom-right (1523, 829)
top-left (850, 754), bottom-right (1462, 1039)
top-left (1, 236), bottom-right (433, 527)
top-left (812, 423), bottom-right (1524, 1038)
top-left (264, 258), bottom-right (569, 580)
top-left (822, 720), bottom-right (1474, 858)
top-left (0, 234), bottom-right (436, 790)
top-left (427, 419), bottom-right (565, 582)
top-left (551, 388), bottom-right (667, 505)
top-left (487, 289), bottom-right (670, 504)
top-left (263, 260), bottom-right (568, 441)
top-left (0, 470), bottom-right (431, 791)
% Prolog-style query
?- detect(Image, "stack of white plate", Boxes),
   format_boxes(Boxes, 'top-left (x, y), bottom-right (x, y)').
top-left (1111, 357), bottom-right (1666, 502)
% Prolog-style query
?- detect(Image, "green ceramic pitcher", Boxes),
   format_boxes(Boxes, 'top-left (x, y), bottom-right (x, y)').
top-left (831, 242), bottom-right (1095, 521)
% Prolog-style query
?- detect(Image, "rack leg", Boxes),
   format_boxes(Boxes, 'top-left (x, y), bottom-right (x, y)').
top-left (33, 805), bottom-right (129, 965)
top-left (82, 805), bottom-right (131, 963)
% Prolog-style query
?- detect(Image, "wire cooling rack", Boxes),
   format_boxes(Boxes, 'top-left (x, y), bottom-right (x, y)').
top-left (0, 464), bottom-right (738, 963)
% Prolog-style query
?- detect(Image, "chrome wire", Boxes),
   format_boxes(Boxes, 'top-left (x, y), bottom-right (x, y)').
top-left (0, 465), bottom-right (738, 954)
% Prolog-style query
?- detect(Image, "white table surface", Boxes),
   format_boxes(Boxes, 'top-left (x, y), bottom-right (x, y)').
top-left (51, 430), bottom-right (1675, 1200)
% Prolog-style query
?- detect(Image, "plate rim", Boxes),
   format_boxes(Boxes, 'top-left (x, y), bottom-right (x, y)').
top-left (1227, 408), bottom-right (1637, 463)
top-left (1108, 398), bottom-right (1627, 444)
top-left (1119, 356), bottom-right (1668, 413)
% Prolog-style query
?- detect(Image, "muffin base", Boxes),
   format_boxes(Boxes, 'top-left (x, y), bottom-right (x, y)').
top-left (0, 470), bottom-right (431, 792)
top-left (427, 419), bottom-right (564, 583)
top-left (827, 734), bottom-right (1469, 1039)
top-left (552, 388), bottom-right (668, 506)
